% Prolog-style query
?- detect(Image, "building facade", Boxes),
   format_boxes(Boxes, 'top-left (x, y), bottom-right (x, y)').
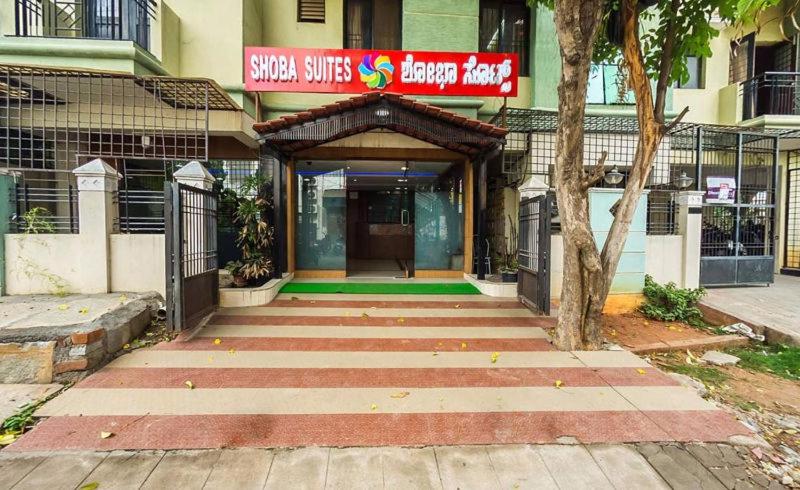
top-left (0, 0), bottom-right (796, 299)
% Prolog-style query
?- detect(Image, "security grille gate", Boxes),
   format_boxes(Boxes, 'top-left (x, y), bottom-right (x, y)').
top-left (698, 130), bottom-right (778, 286)
top-left (165, 182), bottom-right (219, 331)
top-left (785, 152), bottom-right (800, 275)
top-left (517, 194), bottom-right (552, 314)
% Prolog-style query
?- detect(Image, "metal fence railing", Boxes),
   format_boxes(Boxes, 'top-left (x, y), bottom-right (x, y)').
top-left (646, 191), bottom-right (678, 235)
top-left (12, 183), bottom-right (79, 233)
top-left (741, 71), bottom-right (800, 120)
top-left (549, 191), bottom-right (678, 236)
top-left (115, 189), bottom-right (164, 233)
top-left (14, 0), bottom-right (155, 48)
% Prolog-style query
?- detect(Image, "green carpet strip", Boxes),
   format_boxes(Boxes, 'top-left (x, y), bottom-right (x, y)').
top-left (280, 282), bottom-right (481, 295)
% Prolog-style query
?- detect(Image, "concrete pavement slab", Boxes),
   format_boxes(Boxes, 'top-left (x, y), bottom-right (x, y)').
top-left (588, 444), bottom-right (670, 489)
top-left (380, 447), bottom-right (442, 490)
top-left (537, 445), bottom-right (615, 490)
top-left (325, 447), bottom-right (383, 490)
top-left (484, 444), bottom-right (558, 489)
top-left (264, 447), bottom-right (330, 490)
top-left (140, 450), bottom-right (220, 490)
top-left (77, 450), bottom-right (164, 490)
top-left (203, 448), bottom-right (273, 490)
top-left (434, 446), bottom-right (501, 490)
top-left (12, 452), bottom-right (106, 490)
top-left (0, 383), bottom-right (61, 422)
top-left (0, 453), bottom-right (45, 490)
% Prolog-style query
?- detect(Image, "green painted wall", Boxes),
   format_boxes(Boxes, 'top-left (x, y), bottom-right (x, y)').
top-left (531, 6), bottom-right (559, 110)
top-left (402, 0), bottom-right (479, 51)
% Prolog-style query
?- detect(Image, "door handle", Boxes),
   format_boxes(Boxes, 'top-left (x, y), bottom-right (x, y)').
top-left (401, 209), bottom-right (409, 226)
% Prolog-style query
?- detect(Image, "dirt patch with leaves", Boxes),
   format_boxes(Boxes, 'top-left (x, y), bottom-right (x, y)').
top-left (650, 347), bottom-right (800, 486)
top-left (602, 311), bottom-right (719, 347)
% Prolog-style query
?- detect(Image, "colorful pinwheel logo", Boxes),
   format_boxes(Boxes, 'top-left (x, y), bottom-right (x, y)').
top-left (358, 53), bottom-right (394, 90)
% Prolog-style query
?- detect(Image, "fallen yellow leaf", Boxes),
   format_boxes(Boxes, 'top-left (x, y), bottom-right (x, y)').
top-left (461, 342), bottom-right (467, 350)
top-left (610, 329), bottom-right (617, 337)
top-left (119, 294), bottom-right (128, 302)
top-left (490, 352), bottom-right (500, 363)
top-left (123, 343), bottom-right (131, 349)
top-left (361, 312), bottom-right (369, 319)
top-left (78, 307), bottom-right (89, 314)
top-left (390, 391), bottom-right (410, 399)
top-left (432, 351), bottom-right (439, 356)
top-left (0, 433), bottom-right (17, 446)
top-left (213, 338), bottom-right (222, 345)
top-left (185, 380), bottom-right (195, 389)
top-left (555, 380), bottom-right (563, 388)
top-left (370, 403), bottom-right (378, 411)
top-left (228, 348), bottom-right (236, 355)
top-left (291, 296), bottom-right (299, 301)
top-left (100, 431), bottom-right (113, 439)
top-left (80, 483), bottom-right (100, 490)
top-left (454, 304), bottom-right (461, 309)
top-left (397, 317), bottom-right (405, 324)
top-left (636, 368), bottom-right (646, 375)
top-left (57, 304), bottom-right (69, 311)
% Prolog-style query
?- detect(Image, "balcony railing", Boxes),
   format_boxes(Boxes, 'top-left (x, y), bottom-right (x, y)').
top-left (14, 0), bottom-right (156, 49)
top-left (741, 71), bottom-right (800, 120)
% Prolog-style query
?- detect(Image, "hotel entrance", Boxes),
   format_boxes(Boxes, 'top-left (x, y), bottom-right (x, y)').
top-left (295, 160), bottom-right (466, 279)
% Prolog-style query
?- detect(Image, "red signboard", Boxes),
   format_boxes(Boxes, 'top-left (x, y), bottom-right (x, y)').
top-left (244, 47), bottom-right (518, 97)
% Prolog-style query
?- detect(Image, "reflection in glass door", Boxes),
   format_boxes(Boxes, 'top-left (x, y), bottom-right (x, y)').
top-left (414, 165), bottom-right (465, 271)
top-left (296, 166), bottom-right (346, 270)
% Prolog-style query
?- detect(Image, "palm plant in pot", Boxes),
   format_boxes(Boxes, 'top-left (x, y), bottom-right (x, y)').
top-left (499, 214), bottom-right (519, 283)
top-left (229, 175), bottom-right (274, 287)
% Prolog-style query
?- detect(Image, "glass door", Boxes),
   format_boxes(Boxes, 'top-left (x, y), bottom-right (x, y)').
top-left (414, 165), bottom-right (465, 271)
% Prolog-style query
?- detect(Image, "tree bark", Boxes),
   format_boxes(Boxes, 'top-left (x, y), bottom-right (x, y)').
top-left (552, 0), bottom-right (606, 350)
top-left (552, 0), bottom-right (684, 350)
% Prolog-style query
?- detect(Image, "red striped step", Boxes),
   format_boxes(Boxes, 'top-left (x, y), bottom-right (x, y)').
top-left (8, 410), bottom-right (748, 451)
top-left (152, 337), bottom-right (555, 352)
top-left (76, 367), bottom-right (676, 389)
top-left (210, 315), bottom-right (555, 327)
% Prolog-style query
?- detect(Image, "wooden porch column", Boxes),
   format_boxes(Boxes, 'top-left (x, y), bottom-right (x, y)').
top-left (271, 155), bottom-right (284, 278)
top-left (476, 155), bottom-right (488, 280)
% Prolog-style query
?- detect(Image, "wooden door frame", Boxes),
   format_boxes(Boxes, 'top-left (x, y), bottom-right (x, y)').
top-left (286, 156), bottom-right (473, 279)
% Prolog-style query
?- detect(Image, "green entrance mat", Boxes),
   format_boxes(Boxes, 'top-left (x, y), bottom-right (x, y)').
top-left (280, 282), bottom-right (481, 295)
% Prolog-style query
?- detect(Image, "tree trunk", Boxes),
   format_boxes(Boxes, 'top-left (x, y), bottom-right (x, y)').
top-left (552, 0), bottom-right (606, 350)
top-left (598, 0), bottom-right (671, 305)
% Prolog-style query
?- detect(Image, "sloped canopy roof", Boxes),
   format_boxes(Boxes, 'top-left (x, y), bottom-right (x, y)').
top-left (253, 92), bottom-right (507, 157)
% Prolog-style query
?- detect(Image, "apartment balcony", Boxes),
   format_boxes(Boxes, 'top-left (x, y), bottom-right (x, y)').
top-left (13, 0), bottom-right (156, 49)
top-left (741, 72), bottom-right (800, 123)
top-left (3, 0), bottom-right (180, 76)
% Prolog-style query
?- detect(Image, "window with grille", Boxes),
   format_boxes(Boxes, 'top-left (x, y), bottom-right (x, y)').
top-left (729, 34), bottom-right (754, 84)
top-left (344, 0), bottom-right (401, 49)
top-left (298, 0), bottom-right (325, 22)
top-left (479, 0), bottom-right (530, 76)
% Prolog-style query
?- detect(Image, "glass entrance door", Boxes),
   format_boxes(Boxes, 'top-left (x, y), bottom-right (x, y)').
top-left (414, 164), bottom-right (465, 272)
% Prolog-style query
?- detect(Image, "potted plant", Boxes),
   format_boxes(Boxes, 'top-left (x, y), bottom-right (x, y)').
top-left (499, 214), bottom-right (519, 283)
top-left (224, 260), bottom-right (247, 288)
top-left (232, 175), bottom-right (274, 286)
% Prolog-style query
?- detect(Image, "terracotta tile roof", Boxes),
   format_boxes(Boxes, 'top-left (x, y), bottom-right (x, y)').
top-left (253, 92), bottom-right (507, 156)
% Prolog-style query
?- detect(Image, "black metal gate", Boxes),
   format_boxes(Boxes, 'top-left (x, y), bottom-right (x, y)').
top-left (784, 151), bottom-right (800, 275)
top-left (518, 194), bottom-right (551, 314)
top-left (699, 130), bottom-right (778, 286)
top-left (165, 182), bottom-right (219, 331)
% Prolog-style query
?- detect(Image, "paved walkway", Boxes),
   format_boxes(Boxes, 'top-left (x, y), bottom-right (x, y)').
top-left (8, 292), bottom-right (748, 451)
top-left (702, 274), bottom-right (800, 345)
top-left (0, 443), bottom-right (780, 489)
